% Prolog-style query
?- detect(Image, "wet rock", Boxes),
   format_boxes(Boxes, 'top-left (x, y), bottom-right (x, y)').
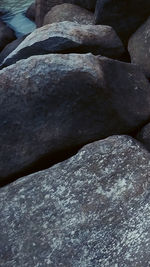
top-left (1, 21), bottom-right (125, 67)
top-left (0, 18), bottom-right (16, 52)
top-left (0, 135), bottom-right (150, 266)
top-left (95, 0), bottom-right (150, 45)
top-left (128, 16), bottom-right (150, 78)
top-left (0, 53), bottom-right (150, 183)
top-left (43, 3), bottom-right (94, 26)
top-left (35, 0), bottom-right (97, 27)
top-left (25, 2), bottom-right (35, 21)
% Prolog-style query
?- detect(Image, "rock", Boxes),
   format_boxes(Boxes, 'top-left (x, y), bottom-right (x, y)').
top-left (35, 0), bottom-right (97, 27)
top-left (95, 0), bottom-right (150, 45)
top-left (1, 21), bottom-right (125, 68)
top-left (25, 2), bottom-right (35, 21)
top-left (128, 17), bottom-right (150, 78)
top-left (0, 36), bottom-right (26, 64)
top-left (0, 18), bottom-right (16, 52)
top-left (43, 3), bottom-right (94, 26)
top-left (137, 123), bottom-right (150, 152)
top-left (1, 135), bottom-right (150, 266)
top-left (0, 53), bottom-right (150, 183)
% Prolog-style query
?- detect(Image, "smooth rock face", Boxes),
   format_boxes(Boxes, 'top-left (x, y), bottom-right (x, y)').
top-left (0, 19), bottom-right (16, 51)
top-left (35, 0), bottom-right (97, 26)
top-left (137, 123), bottom-right (150, 152)
top-left (1, 21), bottom-right (125, 68)
top-left (128, 17), bottom-right (150, 78)
top-left (95, 0), bottom-right (150, 45)
top-left (43, 3), bottom-right (94, 26)
top-left (0, 53), bottom-right (150, 182)
top-left (0, 36), bottom-right (26, 64)
top-left (1, 135), bottom-right (150, 266)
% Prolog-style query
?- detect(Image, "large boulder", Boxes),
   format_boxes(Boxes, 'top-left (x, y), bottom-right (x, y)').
top-left (1, 135), bottom-right (150, 266)
top-left (1, 21), bottom-right (125, 68)
top-left (0, 53), bottom-right (150, 183)
top-left (25, 2), bottom-right (35, 21)
top-left (128, 17), bottom-right (150, 78)
top-left (43, 3), bottom-right (94, 26)
top-left (0, 18), bottom-right (16, 52)
top-left (95, 0), bottom-right (150, 45)
top-left (35, 0), bottom-right (97, 27)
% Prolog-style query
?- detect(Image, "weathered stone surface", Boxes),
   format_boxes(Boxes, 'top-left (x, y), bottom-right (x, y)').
top-left (128, 17), bottom-right (150, 78)
top-left (1, 21), bottom-right (125, 68)
top-left (0, 36), bottom-right (26, 64)
top-left (95, 0), bottom-right (150, 45)
top-left (0, 18), bottom-right (16, 52)
top-left (35, 0), bottom-right (97, 26)
top-left (25, 2), bottom-right (35, 21)
top-left (137, 123), bottom-right (150, 152)
top-left (0, 53), bottom-right (150, 183)
top-left (1, 135), bottom-right (150, 266)
top-left (43, 3), bottom-right (94, 26)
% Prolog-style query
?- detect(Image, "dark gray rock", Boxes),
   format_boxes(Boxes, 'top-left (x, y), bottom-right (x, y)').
top-left (0, 53), bottom-right (150, 183)
top-left (25, 2), bottom-right (35, 21)
top-left (43, 3), bottom-right (94, 26)
top-left (137, 122), bottom-right (150, 152)
top-left (35, 0), bottom-right (97, 26)
top-left (128, 16), bottom-right (150, 78)
top-left (95, 0), bottom-right (150, 45)
top-left (0, 36), bottom-right (26, 64)
top-left (0, 18), bottom-right (16, 52)
top-left (1, 21), bottom-right (125, 68)
top-left (0, 135), bottom-right (150, 266)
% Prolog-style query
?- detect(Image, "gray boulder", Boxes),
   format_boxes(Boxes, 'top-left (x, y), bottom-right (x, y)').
top-left (0, 53), bottom-right (150, 183)
top-left (35, 0), bottom-right (97, 26)
top-left (1, 135), bottom-right (150, 266)
top-left (95, 0), bottom-right (150, 45)
top-left (25, 2), bottom-right (35, 21)
top-left (1, 21), bottom-right (125, 68)
top-left (43, 4), bottom-right (94, 26)
top-left (137, 122), bottom-right (150, 152)
top-left (128, 17), bottom-right (150, 78)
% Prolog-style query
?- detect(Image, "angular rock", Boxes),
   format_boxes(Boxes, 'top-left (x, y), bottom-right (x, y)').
top-left (0, 36), bottom-right (26, 64)
top-left (0, 53), bottom-right (150, 183)
top-left (43, 3), bottom-right (94, 26)
top-left (35, 0), bottom-right (97, 27)
top-left (128, 17), bottom-right (150, 78)
top-left (25, 2), bottom-right (35, 21)
top-left (95, 0), bottom-right (150, 45)
top-left (1, 21), bottom-right (125, 68)
top-left (0, 18), bottom-right (16, 52)
top-left (1, 135), bottom-right (150, 266)
top-left (137, 123), bottom-right (150, 152)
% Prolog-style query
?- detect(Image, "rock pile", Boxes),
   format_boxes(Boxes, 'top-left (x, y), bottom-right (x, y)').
top-left (0, 0), bottom-right (150, 266)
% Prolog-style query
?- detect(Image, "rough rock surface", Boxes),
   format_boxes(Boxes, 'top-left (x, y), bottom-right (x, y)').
top-left (35, 0), bottom-right (96, 26)
top-left (137, 123), bottom-right (150, 152)
top-left (25, 2), bottom-right (35, 21)
top-left (95, 0), bottom-right (150, 45)
top-left (0, 36), bottom-right (26, 64)
top-left (43, 3), bottom-right (94, 26)
top-left (128, 17), bottom-right (150, 78)
top-left (1, 21), bottom-right (125, 68)
top-left (0, 53), bottom-right (150, 183)
top-left (0, 19), bottom-right (16, 52)
top-left (1, 135), bottom-right (150, 266)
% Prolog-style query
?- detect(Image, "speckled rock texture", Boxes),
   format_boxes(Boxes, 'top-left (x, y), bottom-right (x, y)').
top-left (0, 18), bottom-right (16, 52)
top-left (0, 53), bottom-right (150, 183)
top-left (35, 0), bottom-right (96, 26)
top-left (95, 0), bottom-right (150, 45)
top-left (0, 135), bottom-right (150, 266)
top-left (43, 4), bottom-right (94, 26)
top-left (137, 122), bottom-right (150, 152)
top-left (1, 21), bottom-right (125, 68)
top-left (128, 16), bottom-right (150, 78)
